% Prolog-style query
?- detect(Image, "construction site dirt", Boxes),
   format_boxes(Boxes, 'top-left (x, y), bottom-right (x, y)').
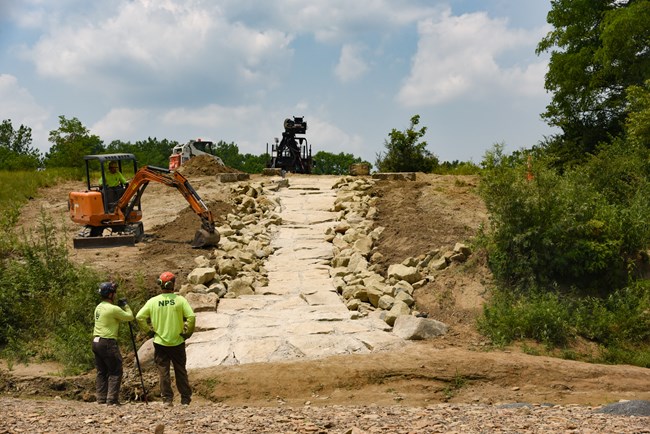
top-left (2, 162), bottom-right (650, 429)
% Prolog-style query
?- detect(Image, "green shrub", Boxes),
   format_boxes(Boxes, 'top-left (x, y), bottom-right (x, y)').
top-left (479, 144), bottom-right (650, 294)
top-left (434, 161), bottom-right (482, 175)
top-left (574, 283), bottom-right (650, 345)
top-left (0, 206), bottom-right (149, 371)
top-left (479, 281), bottom-right (650, 366)
top-left (478, 289), bottom-right (573, 347)
top-left (0, 169), bottom-right (153, 372)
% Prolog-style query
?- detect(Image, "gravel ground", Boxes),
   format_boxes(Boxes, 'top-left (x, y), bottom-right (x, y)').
top-left (1, 397), bottom-right (649, 433)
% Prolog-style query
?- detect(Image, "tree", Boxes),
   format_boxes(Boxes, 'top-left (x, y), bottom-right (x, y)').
top-left (44, 116), bottom-right (104, 168)
top-left (239, 153), bottom-right (268, 173)
top-left (105, 137), bottom-right (177, 167)
top-left (214, 141), bottom-right (243, 169)
top-left (0, 119), bottom-right (41, 170)
top-left (375, 115), bottom-right (438, 172)
top-left (625, 79), bottom-right (650, 148)
top-left (537, 0), bottom-right (650, 165)
top-left (312, 151), bottom-right (367, 175)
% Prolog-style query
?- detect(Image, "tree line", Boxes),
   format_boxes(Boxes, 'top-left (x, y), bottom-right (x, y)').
top-left (0, 115), bottom-right (379, 175)
top-left (2, 111), bottom-right (475, 175)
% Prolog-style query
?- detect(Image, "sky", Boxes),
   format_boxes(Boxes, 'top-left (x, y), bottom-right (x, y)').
top-left (0, 0), bottom-right (557, 165)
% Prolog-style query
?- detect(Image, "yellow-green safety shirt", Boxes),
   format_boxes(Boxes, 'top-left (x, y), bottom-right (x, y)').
top-left (99, 171), bottom-right (127, 187)
top-left (93, 302), bottom-right (134, 339)
top-left (136, 293), bottom-right (196, 347)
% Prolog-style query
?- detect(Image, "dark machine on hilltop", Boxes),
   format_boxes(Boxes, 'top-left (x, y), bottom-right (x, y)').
top-left (266, 116), bottom-right (313, 174)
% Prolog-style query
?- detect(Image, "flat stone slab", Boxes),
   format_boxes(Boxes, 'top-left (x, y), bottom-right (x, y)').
top-left (300, 289), bottom-right (344, 306)
top-left (287, 334), bottom-right (369, 358)
top-left (195, 311), bottom-right (231, 330)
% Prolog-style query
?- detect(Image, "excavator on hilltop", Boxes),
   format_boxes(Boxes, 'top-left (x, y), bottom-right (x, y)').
top-left (69, 153), bottom-right (220, 249)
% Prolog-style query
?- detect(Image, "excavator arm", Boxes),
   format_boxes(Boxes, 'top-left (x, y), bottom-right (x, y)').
top-left (116, 165), bottom-right (219, 248)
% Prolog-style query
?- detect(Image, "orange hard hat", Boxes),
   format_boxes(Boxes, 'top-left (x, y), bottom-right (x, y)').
top-left (159, 271), bottom-right (175, 283)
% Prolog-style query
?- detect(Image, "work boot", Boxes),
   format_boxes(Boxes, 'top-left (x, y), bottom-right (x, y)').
top-left (107, 400), bottom-right (121, 406)
top-left (107, 375), bottom-right (122, 406)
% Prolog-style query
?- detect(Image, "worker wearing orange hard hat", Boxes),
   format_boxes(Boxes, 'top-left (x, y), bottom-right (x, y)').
top-left (136, 271), bottom-right (195, 406)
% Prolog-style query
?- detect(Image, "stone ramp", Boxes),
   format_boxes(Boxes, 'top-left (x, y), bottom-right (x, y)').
top-left (186, 176), bottom-right (407, 369)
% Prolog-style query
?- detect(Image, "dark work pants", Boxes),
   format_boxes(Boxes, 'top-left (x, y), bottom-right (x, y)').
top-left (154, 342), bottom-right (192, 404)
top-left (92, 337), bottom-right (123, 404)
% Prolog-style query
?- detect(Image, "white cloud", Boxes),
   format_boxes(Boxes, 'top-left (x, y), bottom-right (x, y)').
top-left (214, 0), bottom-right (440, 42)
top-left (397, 8), bottom-right (548, 107)
top-left (24, 0), bottom-right (294, 99)
top-left (0, 74), bottom-right (50, 151)
top-left (91, 108), bottom-right (149, 141)
top-left (308, 117), bottom-right (365, 156)
top-left (162, 104), bottom-right (263, 129)
top-left (335, 44), bottom-right (369, 83)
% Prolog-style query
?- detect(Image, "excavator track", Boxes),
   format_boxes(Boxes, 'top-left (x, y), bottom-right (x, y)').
top-left (73, 234), bottom-right (136, 249)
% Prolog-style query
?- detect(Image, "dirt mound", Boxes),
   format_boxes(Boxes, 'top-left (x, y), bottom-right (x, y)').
top-left (177, 155), bottom-right (243, 176)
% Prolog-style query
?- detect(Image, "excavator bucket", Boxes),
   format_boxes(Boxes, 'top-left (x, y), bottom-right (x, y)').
top-left (191, 228), bottom-right (220, 248)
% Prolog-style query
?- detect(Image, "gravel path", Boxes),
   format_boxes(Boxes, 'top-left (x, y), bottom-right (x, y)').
top-left (1, 397), bottom-right (648, 433)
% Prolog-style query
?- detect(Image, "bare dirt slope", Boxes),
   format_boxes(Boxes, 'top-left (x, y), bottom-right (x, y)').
top-left (3, 172), bottom-right (650, 411)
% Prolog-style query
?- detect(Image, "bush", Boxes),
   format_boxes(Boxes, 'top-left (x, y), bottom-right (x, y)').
top-left (479, 144), bottom-right (650, 294)
top-left (478, 142), bottom-right (650, 367)
top-left (0, 208), bottom-right (147, 372)
top-left (375, 115), bottom-right (438, 173)
top-left (478, 289), bottom-right (573, 347)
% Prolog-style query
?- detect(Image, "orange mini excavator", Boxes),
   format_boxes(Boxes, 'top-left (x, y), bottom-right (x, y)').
top-left (69, 153), bottom-right (220, 249)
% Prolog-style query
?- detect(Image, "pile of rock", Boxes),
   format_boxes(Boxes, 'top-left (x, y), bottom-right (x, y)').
top-left (326, 176), bottom-right (471, 329)
top-left (175, 175), bottom-right (468, 336)
top-left (176, 180), bottom-right (286, 310)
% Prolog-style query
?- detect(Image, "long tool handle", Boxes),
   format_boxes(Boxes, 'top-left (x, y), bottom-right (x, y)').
top-left (128, 322), bottom-right (148, 404)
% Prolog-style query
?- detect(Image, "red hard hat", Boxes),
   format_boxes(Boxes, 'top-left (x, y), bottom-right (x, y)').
top-left (159, 271), bottom-right (176, 283)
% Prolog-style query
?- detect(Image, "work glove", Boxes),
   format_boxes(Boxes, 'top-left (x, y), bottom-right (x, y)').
top-left (117, 298), bottom-right (128, 307)
top-left (180, 332), bottom-right (192, 340)
top-left (147, 330), bottom-right (155, 339)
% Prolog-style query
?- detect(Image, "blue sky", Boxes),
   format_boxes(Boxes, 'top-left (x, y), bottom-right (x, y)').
top-left (0, 0), bottom-right (557, 165)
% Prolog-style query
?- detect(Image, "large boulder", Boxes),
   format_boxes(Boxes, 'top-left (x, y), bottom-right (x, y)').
top-left (187, 267), bottom-right (217, 285)
top-left (392, 315), bottom-right (449, 340)
top-left (387, 264), bottom-right (422, 284)
top-left (384, 301), bottom-right (411, 326)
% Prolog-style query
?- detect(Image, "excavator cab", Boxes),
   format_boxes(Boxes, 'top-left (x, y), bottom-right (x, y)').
top-left (87, 154), bottom-right (139, 212)
top-left (69, 154), bottom-right (220, 249)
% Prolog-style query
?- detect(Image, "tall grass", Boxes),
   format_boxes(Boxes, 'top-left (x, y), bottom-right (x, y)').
top-left (0, 168), bottom-right (147, 373)
top-left (477, 284), bottom-right (650, 366)
top-left (0, 168), bottom-right (82, 209)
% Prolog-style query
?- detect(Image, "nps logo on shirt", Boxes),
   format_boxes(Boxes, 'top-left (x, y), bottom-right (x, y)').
top-left (158, 299), bottom-right (176, 307)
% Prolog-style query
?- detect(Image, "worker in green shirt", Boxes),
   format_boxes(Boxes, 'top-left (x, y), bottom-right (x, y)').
top-left (136, 271), bottom-right (196, 407)
top-left (92, 281), bottom-right (133, 405)
top-left (99, 161), bottom-right (127, 187)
